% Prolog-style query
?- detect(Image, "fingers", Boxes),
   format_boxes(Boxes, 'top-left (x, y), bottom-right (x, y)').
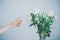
top-left (16, 23), bottom-right (22, 27)
top-left (10, 18), bottom-right (22, 28)
top-left (16, 21), bottom-right (22, 27)
top-left (16, 18), bottom-right (22, 22)
top-left (15, 18), bottom-right (22, 27)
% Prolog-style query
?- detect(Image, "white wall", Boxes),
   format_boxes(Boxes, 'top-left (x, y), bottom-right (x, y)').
top-left (0, 0), bottom-right (60, 40)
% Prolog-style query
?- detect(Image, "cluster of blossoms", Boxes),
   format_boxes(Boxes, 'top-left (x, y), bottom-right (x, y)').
top-left (29, 10), bottom-right (56, 40)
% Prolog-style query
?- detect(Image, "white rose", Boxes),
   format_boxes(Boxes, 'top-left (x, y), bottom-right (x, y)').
top-left (55, 16), bottom-right (57, 21)
top-left (27, 14), bottom-right (32, 23)
top-left (34, 10), bottom-right (40, 14)
top-left (48, 10), bottom-right (55, 17)
top-left (34, 10), bottom-right (44, 15)
top-left (47, 10), bottom-right (57, 21)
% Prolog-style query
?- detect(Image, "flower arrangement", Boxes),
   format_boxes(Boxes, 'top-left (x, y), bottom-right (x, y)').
top-left (29, 10), bottom-right (55, 40)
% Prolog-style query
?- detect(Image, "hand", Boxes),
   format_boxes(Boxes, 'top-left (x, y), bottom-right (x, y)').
top-left (0, 18), bottom-right (22, 34)
top-left (9, 18), bottom-right (22, 28)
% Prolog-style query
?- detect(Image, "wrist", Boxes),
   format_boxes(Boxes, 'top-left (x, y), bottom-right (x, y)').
top-left (7, 24), bottom-right (13, 29)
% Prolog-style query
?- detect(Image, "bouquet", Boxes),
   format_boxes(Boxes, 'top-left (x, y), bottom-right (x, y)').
top-left (29, 10), bottom-right (55, 40)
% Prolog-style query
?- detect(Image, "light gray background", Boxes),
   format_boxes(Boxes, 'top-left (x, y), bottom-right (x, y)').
top-left (0, 0), bottom-right (60, 40)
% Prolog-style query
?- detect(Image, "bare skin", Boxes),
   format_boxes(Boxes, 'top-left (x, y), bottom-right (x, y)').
top-left (0, 18), bottom-right (22, 34)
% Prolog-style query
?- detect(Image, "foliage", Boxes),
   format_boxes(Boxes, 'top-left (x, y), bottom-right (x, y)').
top-left (29, 11), bottom-right (55, 40)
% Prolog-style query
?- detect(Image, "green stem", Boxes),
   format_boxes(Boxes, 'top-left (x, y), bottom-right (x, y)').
top-left (39, 36), bottom-right (45, 40)
top-left (39, 33), bottom-right (45, 40)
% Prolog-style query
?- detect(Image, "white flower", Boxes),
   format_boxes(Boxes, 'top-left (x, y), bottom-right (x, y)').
top-left (34, 10), bottom-right (40, 14)
top-left (27, 14), bottom-right (32, 22)
top-left (34, 10), bottom-right (44, 16)
top-left (46, 10), bottom-right (57, 21)
top-left (46, 17), bottom-right (48, 20)
top-left (55, 16), bottom-right (57, 21)
top-left (48, 10), bottom-right (55, 17)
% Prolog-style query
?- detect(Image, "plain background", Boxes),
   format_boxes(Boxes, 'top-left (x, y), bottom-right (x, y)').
top-left (0, 0), bottom-right (60, 40)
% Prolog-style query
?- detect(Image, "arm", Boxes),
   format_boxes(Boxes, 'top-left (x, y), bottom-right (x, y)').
top-left (0, 18), bottom-right (22, 34)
